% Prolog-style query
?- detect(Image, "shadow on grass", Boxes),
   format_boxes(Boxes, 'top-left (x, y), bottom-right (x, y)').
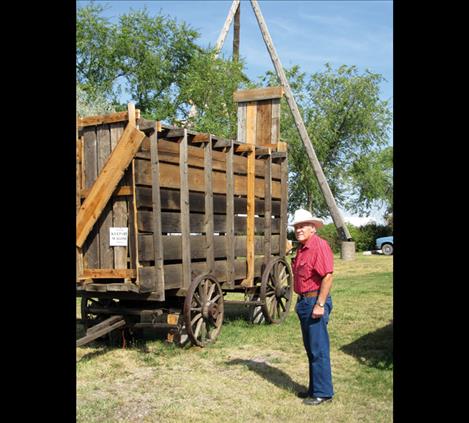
top-left (340, 321), bottom-right (393, 370)
top-left (226, 358), bottom-right (307, 393)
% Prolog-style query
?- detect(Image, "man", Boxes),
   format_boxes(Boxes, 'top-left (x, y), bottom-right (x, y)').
top-left (291, 208), bottom-right (334, 406)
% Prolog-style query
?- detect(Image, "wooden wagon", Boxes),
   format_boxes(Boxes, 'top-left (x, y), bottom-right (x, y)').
top-left (76, 87), bottom-right (293, 347)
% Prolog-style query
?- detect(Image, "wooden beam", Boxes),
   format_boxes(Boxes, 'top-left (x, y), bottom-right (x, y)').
top-left (80, 269), bottom-right (136, 279)
top-left (180, 130), bottom-right (192, 289)
top-left (243, 102), bottom-right (256, 287)
top-left (204, 135), bottom-right (215, 273)
top-left (215, 0), bottom-right (241, 56)
top-left (226, 145), bottom-right (235, 288)
top-left (250, 0), bottom-right (351, 241)
top-left (233, 86), bottom-right (284, 103)
top-left (235, 144), bottom-right (254, 153)
top-left (233, 3), bottom-right (240, 62)
top-left (77, 110), bottom-right (140, 128)
top-left (81, 185), bottom-right (132, 199)
top-left (264, 156), bottom-right (272, 264)
top-left (76, 124), bottom-right (146, 248)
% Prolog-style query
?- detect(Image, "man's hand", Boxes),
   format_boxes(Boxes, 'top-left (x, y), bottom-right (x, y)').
top-left (312, 304), bottom-right (325, 319)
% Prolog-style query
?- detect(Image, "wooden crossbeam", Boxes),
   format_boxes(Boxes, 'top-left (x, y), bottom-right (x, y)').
top-left (76, 123), bottom-right (146, 248)
top-left (77, 110), bottom-right (141, 128)
top-left (233, 86), bottom-right (284, 103)
top-left (79, 269), bottom-right (137, 279)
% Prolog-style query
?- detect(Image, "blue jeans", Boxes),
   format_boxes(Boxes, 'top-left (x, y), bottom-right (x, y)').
top-left (296, 295), bottom-right (334, 398)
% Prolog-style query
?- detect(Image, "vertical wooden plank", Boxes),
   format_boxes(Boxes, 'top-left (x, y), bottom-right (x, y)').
top-left (226, 142), bottom-right (235, 288)
top-left (204, 135), bottom-right (215, 273)
top-left (128, 103), bottom-right (136, 126)
top-left (76, 135), bottom-right (84, 280)
top-left (150, 128), bottom-right (165, 299)
top-left (97, 124), bottom-right (114, 269)
top-left (244, 102), bottom-right (257, 287)
top-left (280, 156), bottom-right (288, 258)
top-left (110, 123), bottom-right (128, 269)
top-left (82, 127), bottom-right (99, 269)
top-left (264, 156), bottom-right (272, 264)
top-left (256, 100), bottom-right (272, 146)
top-left (237, 102), bottom-right (247, 143)
top-left (131, 159), bottom-right (141, 283)
top-left (271, 98), bottom-right (280, 145)
top-left (180, 130), bottom-right (192, 289)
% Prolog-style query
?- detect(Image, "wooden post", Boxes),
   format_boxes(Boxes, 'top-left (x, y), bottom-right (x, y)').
top-left (243, 102), bottom-right (257, 287)
top-left (215, 0), bottom-right (241, 56)
top-left (180, 130), bottom-right (191, 290)
top-left (226, 142), bottom-right (235, 288)
top-left (149, 127), bottom-right (165, 299)
top-left (204, 135), bottom-right (215, 274)
top-left (233, 3), bottom-right (240, 62)
top-left (249, 0), bottom-right (352, 241)
top-left (264, 156), bottom-right (272, 264)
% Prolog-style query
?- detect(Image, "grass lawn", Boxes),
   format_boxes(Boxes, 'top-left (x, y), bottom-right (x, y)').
top-left (77, 254), bottom-right (393, 422)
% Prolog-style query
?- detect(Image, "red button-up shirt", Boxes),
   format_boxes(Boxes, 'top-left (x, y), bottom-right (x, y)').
top-left (292, 233), bottom-right (334, 294)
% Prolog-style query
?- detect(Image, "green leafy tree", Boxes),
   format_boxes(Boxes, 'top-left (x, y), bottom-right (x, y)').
top-left (76, 3), bottom-right (246, 128)
top-left (176, 50), bottom-right (248, 138)
top-left (261, 64), bottom-right (392, 220)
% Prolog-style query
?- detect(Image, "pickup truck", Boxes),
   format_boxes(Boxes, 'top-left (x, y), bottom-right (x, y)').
top-left (376, 236), bottom-right (393, 255)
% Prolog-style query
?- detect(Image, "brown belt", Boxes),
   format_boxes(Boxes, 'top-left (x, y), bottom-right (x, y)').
top-left (298, 291), bottom-right (319, 298)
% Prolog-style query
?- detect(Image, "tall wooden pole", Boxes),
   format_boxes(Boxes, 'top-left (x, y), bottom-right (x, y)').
top-left (215, 0), bottom-right (240, 57)
top-left (250, 0), bottom-right (351, 241)
top-left (233, 4), bottom-right (240, 62)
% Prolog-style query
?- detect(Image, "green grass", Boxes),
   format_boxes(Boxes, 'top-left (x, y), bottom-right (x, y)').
top-left (77, 254), bottom-right (392, 422)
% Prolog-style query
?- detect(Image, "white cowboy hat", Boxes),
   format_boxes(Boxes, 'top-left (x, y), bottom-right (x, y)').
top-left (290, 209), bottom-right (324, 228)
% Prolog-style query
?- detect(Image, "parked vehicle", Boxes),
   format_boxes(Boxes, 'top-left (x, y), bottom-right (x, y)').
top-left (376, 236), bottom-right (393, 255)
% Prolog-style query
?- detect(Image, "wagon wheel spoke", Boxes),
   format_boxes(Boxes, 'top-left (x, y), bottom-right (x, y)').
top-left (191, 312), bottom-right (203, 326)
top-left (194, 317), bottom-right (204, 339)
top-left (193, 292), bottom-right (203, 307)
top-left (211, 294), bottom-right (221, 303)
top-left (207, 282), bottom-right (216, 299)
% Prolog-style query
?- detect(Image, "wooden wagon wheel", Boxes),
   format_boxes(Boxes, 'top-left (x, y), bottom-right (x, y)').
top-left (260, 257), bottom-right (293, 324)
top-left (183, 274), bottom-right (224, 347)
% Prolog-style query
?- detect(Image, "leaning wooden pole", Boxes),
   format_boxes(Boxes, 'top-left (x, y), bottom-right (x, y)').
top-left (249, 0), bottom-right (352, 241)
top-left (215, 0), bottom-right (241, 57)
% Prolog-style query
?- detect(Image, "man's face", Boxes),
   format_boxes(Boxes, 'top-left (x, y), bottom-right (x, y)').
top-left (294, 222), bottom-right (316, 244)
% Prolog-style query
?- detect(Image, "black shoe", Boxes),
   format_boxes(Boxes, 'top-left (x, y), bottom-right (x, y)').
top-left (303, 396), bottom-right (333, 406)
top-left (296, 391), bottom-right (311, 398)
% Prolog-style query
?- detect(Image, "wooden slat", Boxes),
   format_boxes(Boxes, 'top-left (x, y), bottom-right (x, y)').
top-left (226, 144), bottom-right (235, 287)
top-left (80, 269), bottom-right (136, 279)
top-left (244, 101), bottom-right (256, 287)
top-left (138, 234), bottom-right (280, 261)
top-left (237, 102), bottom-right (247, 143)
top-left (180, 130), bottom-right (191, 289)
top-left (82, 127), bottom-right (100, 268)
top-left (97, 124), bottom-right (114, 269)
top-left (81, 185), bottom-right (132, 198)
top-left (135, 187), bottom-right (281, 216)
top-left (233, 86), bottom-right (284, 103)
top-left (76, 124), bottom-right (146, 248)
top-left (280, 157), bottom-right (288, 258)
top-left (140, 256), bottom-right (266, 290)
top-left (131, 159), bottom-right (140, 283)
top-left (134, 159), bottom-right (282, 199)
top-left (110, 123), bottom-right (128, 269)
top-left (256, 100), bottom-right (273, 146)
top-left (128, 103), bottom-right (136, 126)
top-left (77, 111), bottom-right (129, 128)
top-left (264, 156), bottom-right (272, 264)
top-left (149, 130), bottom-right (165, 298)
top-left (137, 211), bottom-right (281, 234)
top-left (271, 98), bottom-right (280, 144)
top-left (137, 139), bottom-right (282, 179)
top-left (76, 136), bottom-right (84, 280)
top-left (205, 135), bottom-right (215, 273)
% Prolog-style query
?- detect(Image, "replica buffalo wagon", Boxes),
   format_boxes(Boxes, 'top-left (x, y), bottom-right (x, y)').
top-left (76, 87), bottom-right (293, 347)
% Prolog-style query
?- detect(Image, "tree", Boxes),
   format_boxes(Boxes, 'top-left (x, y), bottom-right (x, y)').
top-left (76, 3), bottom-right (247, 128)
top-left (260, 64), bottom-right (392, 219)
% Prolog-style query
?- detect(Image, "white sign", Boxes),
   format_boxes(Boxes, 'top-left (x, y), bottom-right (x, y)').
top-left (110, 227), bottom-right (128, 246)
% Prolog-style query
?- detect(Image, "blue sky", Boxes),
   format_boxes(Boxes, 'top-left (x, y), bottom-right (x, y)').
top-left (77, 0), bottom-right (393, 224)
